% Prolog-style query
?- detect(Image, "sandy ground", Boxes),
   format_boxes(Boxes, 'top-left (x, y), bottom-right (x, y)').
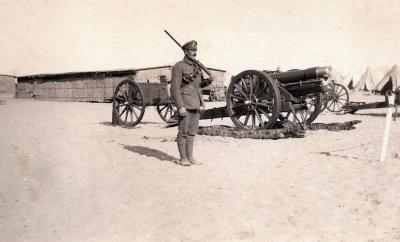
top-left (1, 92), bottom-right (400, 242)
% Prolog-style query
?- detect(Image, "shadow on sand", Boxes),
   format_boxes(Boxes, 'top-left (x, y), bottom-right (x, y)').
top-left (317, 151), bottom-right (360, 160)
top-left (121, 144), bottom-right (179, 164)
top-left (100, 121), bottom-right (164, 128)
top-left (99, 122), bottom-right (142, 129)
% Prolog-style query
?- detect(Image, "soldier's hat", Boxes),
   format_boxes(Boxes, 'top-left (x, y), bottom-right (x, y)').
top-left (182, 40), bottom-right (197, 50)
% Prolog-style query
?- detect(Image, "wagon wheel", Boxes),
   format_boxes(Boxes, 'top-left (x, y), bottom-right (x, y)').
top-left (112, 80), bottom-right (145, 127)
top-left (156, 101), bottom-right (176, 122)
top-left (325, 83), bottom-right (349, 112)
top-left (226, 70), bottom-right (281, 129)
top-left (279, 92), bottom-right (323, 125)
top-left (209, 87), bottom-right (218, 102)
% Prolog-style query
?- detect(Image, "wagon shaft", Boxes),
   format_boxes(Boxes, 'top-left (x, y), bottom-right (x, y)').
top-left (344, 90), bottom-right (400, 114)
top-left (200, 107), bottom-right (229, 120)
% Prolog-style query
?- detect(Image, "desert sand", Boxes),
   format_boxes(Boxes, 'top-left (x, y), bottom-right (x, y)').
top-left (1, 92), bottom-right (399, 241)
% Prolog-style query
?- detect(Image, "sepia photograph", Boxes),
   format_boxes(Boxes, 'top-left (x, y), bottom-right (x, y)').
top-left (1, 0), bottom-right (399, 241)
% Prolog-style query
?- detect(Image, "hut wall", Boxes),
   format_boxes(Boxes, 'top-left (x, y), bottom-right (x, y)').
top-left (16, 82), bottom-right (33, 98)
top-left (134, 67), bottom-right (172, 83)
top-left (209, 70), bottom-right (227, 87)
top-left (17, 75), bottom-right (134, 102)
top-left (0, 75), bottom-right (16, 95)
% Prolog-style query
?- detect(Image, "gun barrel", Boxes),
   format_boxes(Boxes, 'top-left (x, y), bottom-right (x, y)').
top-left (269, 66), bottom-right (331, 83)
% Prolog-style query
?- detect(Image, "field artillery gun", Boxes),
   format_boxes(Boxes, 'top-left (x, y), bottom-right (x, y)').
top-left (200, 66), bottom-right (333, 129)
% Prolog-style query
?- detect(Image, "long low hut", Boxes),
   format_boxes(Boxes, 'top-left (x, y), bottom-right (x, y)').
top-left (16, 66), bottom-right (227, 102)
top-left (0, 74), bottom-right (17, 96)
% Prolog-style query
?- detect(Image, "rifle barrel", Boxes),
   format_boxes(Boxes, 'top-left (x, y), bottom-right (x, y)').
top-left (163, 30), bottom-right (213, 78)
top-left (164, 30), bottom-right (183, 49)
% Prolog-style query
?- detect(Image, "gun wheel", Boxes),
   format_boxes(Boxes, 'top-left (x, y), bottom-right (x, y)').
top-left (209, 87), bottom-right (218, 102)
top-left (279, 93), bottom-right (323, 125)
top-left (112, 80), bottom-right (145, 127)
top-left (325, 83), bottom-right (349, 112)
top-left (227, 70), bottom-right (281, 130)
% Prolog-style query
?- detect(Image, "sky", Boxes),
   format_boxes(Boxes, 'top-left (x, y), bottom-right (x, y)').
top-left (0, 0), bottom-right (399, 78)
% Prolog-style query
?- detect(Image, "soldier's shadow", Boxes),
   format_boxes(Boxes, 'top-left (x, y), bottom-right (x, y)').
top-left (121, 145), bottom-right (179, 164)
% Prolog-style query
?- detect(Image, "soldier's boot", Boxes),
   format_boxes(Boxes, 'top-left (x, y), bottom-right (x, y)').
top-left (177, 139), bottom-right (191, 166)
top-left (186, 137), bottom-right (203, 165)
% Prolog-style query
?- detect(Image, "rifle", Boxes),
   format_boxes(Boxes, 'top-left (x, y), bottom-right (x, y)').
top-left (163, 30), bottom-right (213, 79)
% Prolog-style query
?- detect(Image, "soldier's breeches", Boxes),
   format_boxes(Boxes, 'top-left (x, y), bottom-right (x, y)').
top-left (177, 110), bottom-right (200, 141)
top-left (177, 110), bottom-right (199, 160)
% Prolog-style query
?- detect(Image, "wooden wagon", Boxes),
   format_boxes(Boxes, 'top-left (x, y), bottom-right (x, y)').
top-left (111, 79), bottom-right (175, 127)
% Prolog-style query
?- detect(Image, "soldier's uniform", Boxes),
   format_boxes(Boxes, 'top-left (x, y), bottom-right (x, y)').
top-left (170, 40), bottom-right (212, 165)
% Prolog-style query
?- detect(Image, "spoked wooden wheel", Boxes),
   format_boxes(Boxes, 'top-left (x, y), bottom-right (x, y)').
top-left (279, 93), bottom-right (323, 125)
top-left (209, 87), bottom-right (218, 102)
top-left (112, 80), bottom-right (145, 127)
top-left (227, 70), bottom-right (281, 129)
top-left (156, 102), bottom-right (176, 122)
top-left (326, 83), bottom-right (349, 112)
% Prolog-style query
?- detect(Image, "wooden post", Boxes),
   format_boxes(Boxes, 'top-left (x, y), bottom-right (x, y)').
top-left (111, 100), bottom-right (120, 125)
top-left (379, 92), bottom-right (395, 161)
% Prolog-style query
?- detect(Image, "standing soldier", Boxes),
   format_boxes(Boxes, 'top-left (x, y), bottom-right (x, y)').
top-left (170, 40), bottom-right (213, 166)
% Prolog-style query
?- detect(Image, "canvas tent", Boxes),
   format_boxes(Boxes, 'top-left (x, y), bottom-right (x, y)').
top-left (373, 65), bottom-right (400, 93)
top-left (346, 78), bottom-right (355, 90)
top-left (343, 71), bottom-right (360, 91)
top-left (355, 67), bottom-right (376, 91)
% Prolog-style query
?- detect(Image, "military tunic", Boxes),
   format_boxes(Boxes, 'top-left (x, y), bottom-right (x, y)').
top-left (170, 56), bottom-right (211, 110)
top-left (170, 56), bottom-right (212, 147)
